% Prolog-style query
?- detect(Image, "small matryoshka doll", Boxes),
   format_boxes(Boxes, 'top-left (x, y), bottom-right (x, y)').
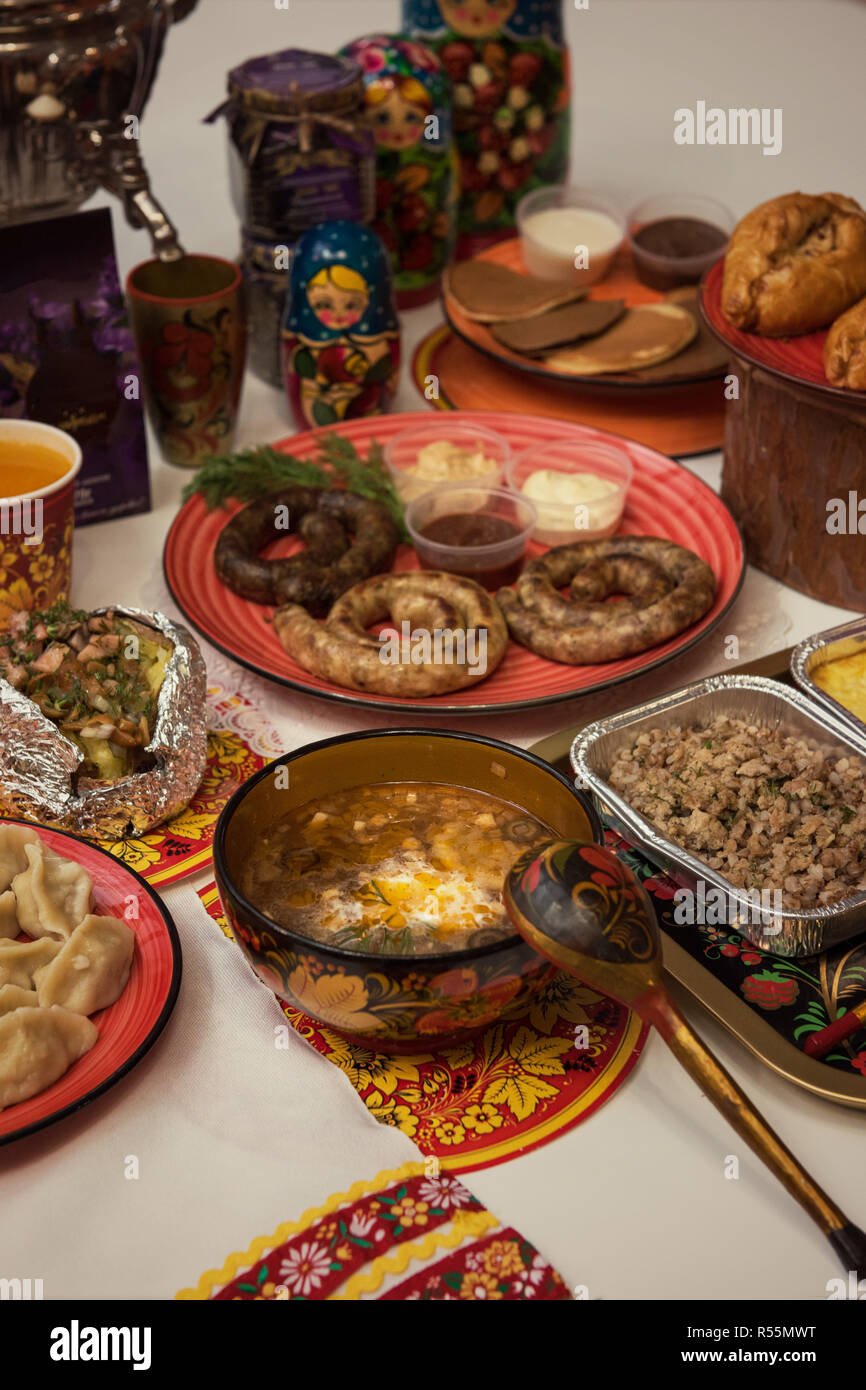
top-left (401, 0), bottom-right (571, 256)
top-left (282, 221), bottom-right (401, 430)
top-left (339, 34), bottom-right (457, 308)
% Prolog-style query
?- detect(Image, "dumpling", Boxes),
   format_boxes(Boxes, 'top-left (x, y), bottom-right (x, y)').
top-left (0, 889), bottom-right (19, 939)
top-left (0, 984), bottom-right (39, 1016)
top-left (0, 824), bottom-right (40, 893)
top-left (12, 840), bottom-right (92, 940)
top-left (34, 914), bottom-right (135, 1016)
top-left (0, 1005), bottom-right (97, 1109)
top-left (0, 936), bottom-right (61, 990)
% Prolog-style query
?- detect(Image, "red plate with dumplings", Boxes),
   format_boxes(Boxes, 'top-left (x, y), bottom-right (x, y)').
top-left (701, 259), bottom-right (854, 401)
top-left (0, 821), bottom-right (181, 1145)
top-left (163, 412), bottom-right (745, 715)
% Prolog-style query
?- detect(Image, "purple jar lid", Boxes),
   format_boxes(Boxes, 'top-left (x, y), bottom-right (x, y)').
top-left (227, 48), bottom-right (363, 112)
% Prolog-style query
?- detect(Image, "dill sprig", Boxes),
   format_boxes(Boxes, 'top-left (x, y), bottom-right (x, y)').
top-left (182, 434), bottom-right (409, 541)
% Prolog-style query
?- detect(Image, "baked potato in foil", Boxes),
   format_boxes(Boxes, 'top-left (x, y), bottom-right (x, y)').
top-left (0, 603), bottom-right (207, 839)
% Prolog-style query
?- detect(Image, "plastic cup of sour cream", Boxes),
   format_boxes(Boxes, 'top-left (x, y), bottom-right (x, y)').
top-left (516, 187), bottom-right (626, 286)
top-left (506, 438), bottom-right (633, 546)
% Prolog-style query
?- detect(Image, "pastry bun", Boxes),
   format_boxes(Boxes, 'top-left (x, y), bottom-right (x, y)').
top-left (722, 192), bottom-right (866, 336)
top-left (824, 294), bottom-right (866, 389)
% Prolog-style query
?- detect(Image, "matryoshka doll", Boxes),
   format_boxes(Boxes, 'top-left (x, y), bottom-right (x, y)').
top-left (401, 0), bottom-right (570, 255)
top-left (339, 34), bottom-right (458, 308)
top-left (282, 221), bottom-right (401, 430)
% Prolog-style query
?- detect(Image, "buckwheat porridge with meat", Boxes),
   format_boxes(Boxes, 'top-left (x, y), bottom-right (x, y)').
top-left (607, 715), bottom-right (866, 909)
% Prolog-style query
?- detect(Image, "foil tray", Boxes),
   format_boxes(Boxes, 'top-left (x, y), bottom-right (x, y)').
top-left (790, 617), bottom-right (866, 747)
top-left (0, 607), bottom-right (208, 841)
top-left (571, 674), bottom-right (866, 958)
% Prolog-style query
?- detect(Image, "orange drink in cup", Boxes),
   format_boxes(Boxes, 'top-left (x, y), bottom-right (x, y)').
top-left (0, 420), bottom-right (82, 624)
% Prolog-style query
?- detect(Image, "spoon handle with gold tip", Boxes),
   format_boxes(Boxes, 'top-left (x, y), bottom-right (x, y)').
top-left (639, 984), bottom-right (866, 1280)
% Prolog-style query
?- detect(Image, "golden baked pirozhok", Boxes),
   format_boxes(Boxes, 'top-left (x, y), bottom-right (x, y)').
top-left (824, 295), bottom-right (866, 390)
top-left (722, 192), bottom-right (866, 336)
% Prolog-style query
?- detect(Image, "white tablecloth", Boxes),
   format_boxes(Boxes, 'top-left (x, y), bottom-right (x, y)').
top-left (3, 0), bottom-right (865, 1301)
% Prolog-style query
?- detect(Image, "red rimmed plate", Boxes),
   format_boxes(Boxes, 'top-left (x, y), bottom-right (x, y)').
top-left (0, 821), bottom-right (181, 1146)
top-left (700, 259), bottom-right (864, 403)
top-left (444, 240), bottom-right (727, 392)
top-left (163, 412), bottom-right (745, 715)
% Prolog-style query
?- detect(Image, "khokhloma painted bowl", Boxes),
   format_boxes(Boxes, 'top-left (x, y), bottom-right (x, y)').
top-left (214, 728), bottom-right (601, 1050)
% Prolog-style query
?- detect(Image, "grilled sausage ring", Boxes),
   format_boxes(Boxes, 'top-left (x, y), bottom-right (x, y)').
top-left (215, 487), bottom-right (399, 617)
top-left (496, 536), bottom-right (716, 664)
top-left (273, 571), bottom-right (509, 696)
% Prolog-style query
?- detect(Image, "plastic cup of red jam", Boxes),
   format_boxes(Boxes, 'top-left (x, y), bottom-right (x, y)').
top-left (406, 483), bottom-right (537, 590)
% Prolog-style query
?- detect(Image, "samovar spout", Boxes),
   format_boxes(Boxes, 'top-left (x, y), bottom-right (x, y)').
top-left (80, 124), bottom-right (185, 263)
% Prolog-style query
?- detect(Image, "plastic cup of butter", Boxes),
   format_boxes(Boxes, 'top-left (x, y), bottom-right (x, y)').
top-left (384, 419), bottom-right (511, 504)
top-left (506, 438), bottom-right (633, 547)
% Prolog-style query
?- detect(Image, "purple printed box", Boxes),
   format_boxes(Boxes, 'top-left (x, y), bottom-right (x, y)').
top-left (0, 208), bottom-right (151, 526)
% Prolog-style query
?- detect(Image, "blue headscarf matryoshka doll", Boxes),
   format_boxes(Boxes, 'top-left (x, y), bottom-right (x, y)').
top-left (339, 34), bottom-right (457, 308)
top-left (282, 221), bottom-right (401, 430)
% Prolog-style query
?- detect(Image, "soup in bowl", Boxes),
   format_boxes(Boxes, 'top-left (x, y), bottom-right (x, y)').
top-left (214, 729), bottom-right (602, 1050)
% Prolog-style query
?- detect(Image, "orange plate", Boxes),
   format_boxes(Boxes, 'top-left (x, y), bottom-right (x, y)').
top-left (414, 325), bottom-right (725, 459)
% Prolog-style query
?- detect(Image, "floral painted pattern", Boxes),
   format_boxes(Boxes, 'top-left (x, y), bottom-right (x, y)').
top-left (184, 1166), bottom-right (571, 1301)
top-left (0, 514), bottom-right (73, 628)
top-left (403, 8), bottom-right (570, 238)
top-left (198, 875), bottom-right (647, 1173)
top-left (138, 302), bottom-right (245, 468)
top-left (606, 828), bottom-right (866, 1076)
top-left (385, 1231), bottom-right (566, 1300)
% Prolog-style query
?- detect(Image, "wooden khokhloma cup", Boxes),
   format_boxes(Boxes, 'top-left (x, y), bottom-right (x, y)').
top-left (127, 254), bottom-right (247, 469)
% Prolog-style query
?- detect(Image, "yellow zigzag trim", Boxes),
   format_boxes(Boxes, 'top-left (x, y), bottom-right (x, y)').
top-left (330, 1210), bottom-right (499, 1300)
top-left (175, 1160), bottom-right (431, 1300)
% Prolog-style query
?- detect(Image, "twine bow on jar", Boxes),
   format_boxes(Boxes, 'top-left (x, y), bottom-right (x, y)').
top-left (205, 91), bottom-right (363, 165)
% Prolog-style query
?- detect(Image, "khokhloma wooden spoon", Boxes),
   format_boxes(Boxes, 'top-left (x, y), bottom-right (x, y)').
top-left (504, 838), bottom-right (866, 1280)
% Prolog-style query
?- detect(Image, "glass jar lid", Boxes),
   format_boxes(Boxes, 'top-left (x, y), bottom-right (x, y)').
top-left (225, 48), bottom-right (364, 118)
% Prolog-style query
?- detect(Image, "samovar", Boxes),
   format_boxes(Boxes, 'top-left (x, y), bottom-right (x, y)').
top-left (0, 0), bottom-right (197, 260)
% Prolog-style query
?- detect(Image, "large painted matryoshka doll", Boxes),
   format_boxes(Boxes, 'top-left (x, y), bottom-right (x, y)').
top-left (282, 221), bottom-right (401, 430)
top-left (401, 0), bottom-right (570, 255)
top-left (339, 34), bottom-right (458, 308)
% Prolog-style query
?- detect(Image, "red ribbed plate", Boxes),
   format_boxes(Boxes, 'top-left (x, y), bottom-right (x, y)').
top-left (0, 822), bottom-right (181, 1145)
top-left (701, 259), bottom-right (860, 402)
top-left (163, 412), bottom-right (745, 714)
